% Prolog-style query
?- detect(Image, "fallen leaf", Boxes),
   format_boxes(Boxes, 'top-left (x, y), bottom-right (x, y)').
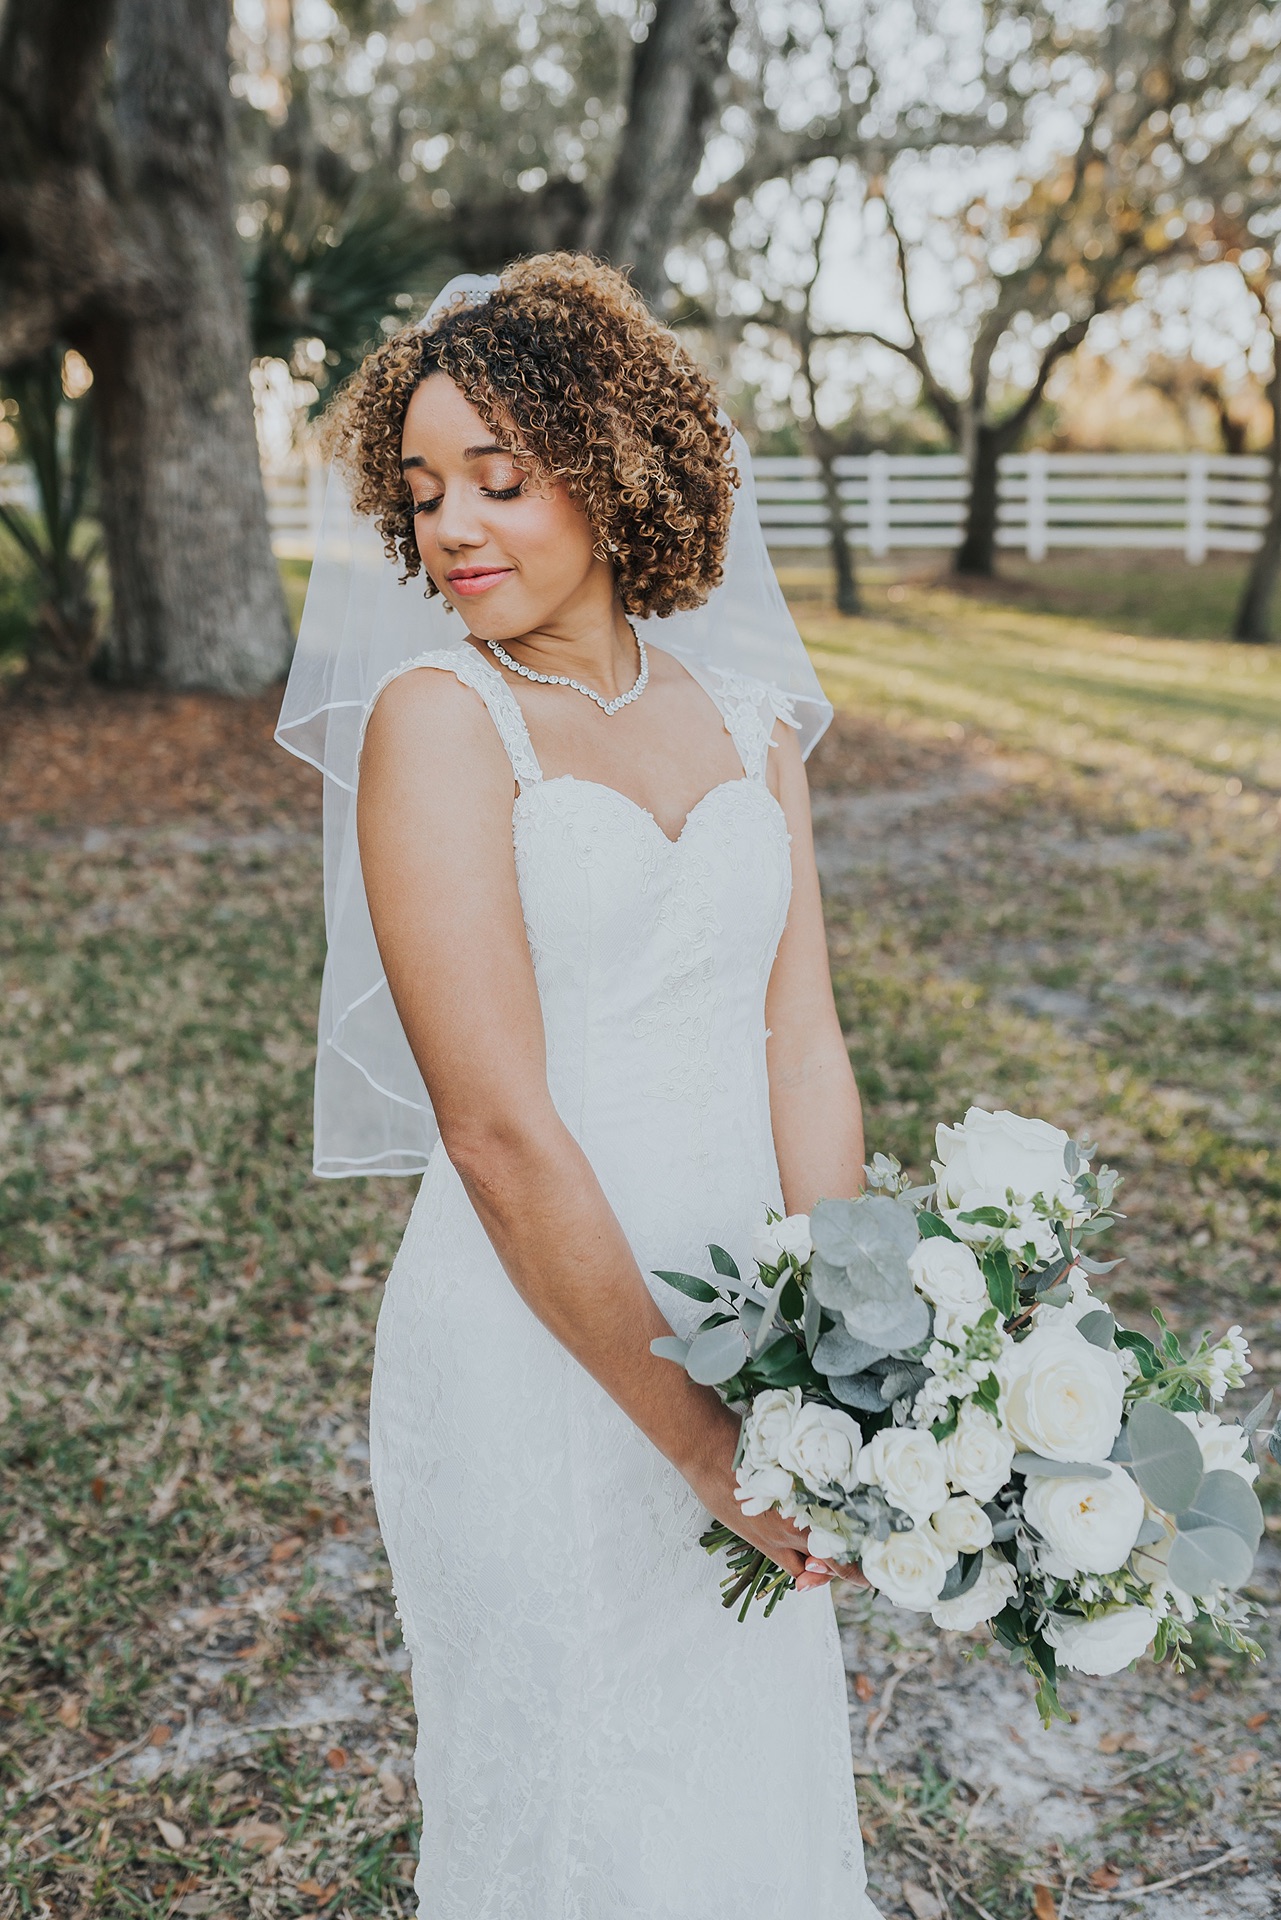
top-left (378, 1766), bottom-right (406, 1804)
top-left (901, 1881), bottom-right (944, 1920)
top-left (155, 1817), bottom-right (186, 1849)
top-left (212, 1769), bottom-right (242, 1791)
top-left (1097, 1730), bottom-right (1144, 1754)
top-left (90, 1477), bottom-right (107, 1504)
top-left (56, 1695), bottom-right (82, 1729)
top-left (269, 1536), bottom-right (303, 1564)
top-left (1089, 1865), bottom-right (1121, 1891)
top-left (1245, 1710), bottom-right (1270, 1731)
top-left (325, 1745), bottom-right (347, 1769)
top-left (149, 1723), bottom-right (172, 1746)
top-left (331, 1514), bottom-right (350, 1536)
top-left (1032, 1886), bottom-right (1057, 1920)
top-left (279, 1608), bottom-right (302, 1623)
top-left (297, 1880), bottom-right (337, 1900)
top-left (853, 1671), bottom-right (875, 1703)
top-left (1228, 1748), bottom-right (1260, 1774)
top-left (229, 1819), bottom-right (286, 1853)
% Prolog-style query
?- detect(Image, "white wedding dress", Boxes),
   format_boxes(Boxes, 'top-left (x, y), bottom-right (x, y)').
top-left (368, 643), bottom-right (880, 1919)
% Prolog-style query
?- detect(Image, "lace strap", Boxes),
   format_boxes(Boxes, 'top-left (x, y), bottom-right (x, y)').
top-left (706, 664), bottom-right (801, 783)
top-left (358, 645), bottom-right (543, 789)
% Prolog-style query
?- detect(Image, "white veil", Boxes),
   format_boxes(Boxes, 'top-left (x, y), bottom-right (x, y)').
top-left (276, 272), bottom-right (833, 1178)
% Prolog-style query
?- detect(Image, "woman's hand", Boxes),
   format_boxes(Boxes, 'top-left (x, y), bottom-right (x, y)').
top-left (683, 1406), bottom-right (870, 1593)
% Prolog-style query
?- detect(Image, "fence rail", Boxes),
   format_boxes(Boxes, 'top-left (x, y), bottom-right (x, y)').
top-left (2, 452), bottom-right (1273, 564)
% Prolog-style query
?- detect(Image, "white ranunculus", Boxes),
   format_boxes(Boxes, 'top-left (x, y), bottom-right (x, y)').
top-left (1023, 1463), bottom-right (1145, 1575)
top-left (858, 1428), bottom-right (949, 1524)
top-left (930, 1494), bottom-right (995, 1555)
top-left (742, 1388), bottom-right (803, 1471)
top-left (752, 1213), bottom-right (812, 1269)
top-left (860, 1526), bottom-right (951, 1610)
top-left (777, 1403), bottom-right (864, 1494)
top-left (942, 1404), bottom-right (1017, 1502)
top-left (931, 1550), bottom-right (1019, 1632)
top-left (1175, 1410), bottom-right (1260, 1485)
top-left (909, 1237), bottom-right (989, 1315)
top-left (933, 1106), bottom-right (1084, 1218)
top-left (1044, 1605), bottom-right (1161, 1676)
top-left (999, 1322), bottom-right (1125, 1463)
top-left (734, 1464), bottom-right (794, 1518)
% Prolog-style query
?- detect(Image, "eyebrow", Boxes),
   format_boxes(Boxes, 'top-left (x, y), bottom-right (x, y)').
top-left (400, 443), bottom-right (512, 471)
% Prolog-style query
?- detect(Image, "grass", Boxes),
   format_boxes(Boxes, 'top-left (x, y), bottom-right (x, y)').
top-left (2, 551), bottom-right (1279, 1917)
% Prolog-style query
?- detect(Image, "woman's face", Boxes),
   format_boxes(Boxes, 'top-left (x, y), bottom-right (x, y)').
top-left (400, 372), bottom-right (610, 639)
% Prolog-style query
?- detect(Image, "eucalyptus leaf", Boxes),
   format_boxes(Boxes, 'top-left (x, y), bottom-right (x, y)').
top-left (652, 1269), bottom-right (718, 1305)
top-left (880, 1363), bottom-right (927, 1405)
top-left (1241, 1389), bottom-right (1274, 1438)
top-left (1076, 1309), bottom-right (1116, 1350)
top-left (811, 1192), bottom-right (919, 1286)
top-left (1108, 1428), bottom-right (1132, 1463)
top-left (1013, 1453), bottom-right (1110, 1481)
top-left (1075, 1254), bottom-right (1122, 1276)
top-left (1175, 1469), bottom-right (1264, 1551)
top-left (1134, 1512), bottom-right (1168, 1548)
top-left (1268, 1413), bottom-right (1281, 1468)
top-left (845, 1288), bottom-right (931, 1352)
top-left (1037, 1280), bottom-right (1073, 1309)
top-left (685, 1322), bottom-right (749, 1386)
top-left (813, 1325), bottom-right (888, 1376)
top-left (939, 1551), bottom-right (983, 1602)
top-left (1125, 1403), bottom-right (1204, 1514)
top-left (828, 1372), bottom-right (891, 1413)
top-left (649, 1335), bottom-right (690, 1364)
top-left (1167, 1524), bottom-right (1254, 1596)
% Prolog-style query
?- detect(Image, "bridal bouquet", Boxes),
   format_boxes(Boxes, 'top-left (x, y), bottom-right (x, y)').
top-left (653, 1107), bottom-right (1276, 1720)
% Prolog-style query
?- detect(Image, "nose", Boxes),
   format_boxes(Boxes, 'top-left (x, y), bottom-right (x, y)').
top-left (429, 482), bottom-right (486, 555)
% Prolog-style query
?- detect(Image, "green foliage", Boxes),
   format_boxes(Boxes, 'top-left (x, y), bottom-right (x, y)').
top-left (0, 349), bottom-right (101, 675)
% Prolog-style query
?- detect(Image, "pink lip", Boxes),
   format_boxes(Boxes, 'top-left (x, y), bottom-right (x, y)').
top-left (446, 567), bottom-right (513, 596)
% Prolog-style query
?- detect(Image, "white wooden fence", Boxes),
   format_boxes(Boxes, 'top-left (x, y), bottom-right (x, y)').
top-left (752, 452), bottom-right (1271, 561)
top-left (1, 452), bottom-right (1272, 563)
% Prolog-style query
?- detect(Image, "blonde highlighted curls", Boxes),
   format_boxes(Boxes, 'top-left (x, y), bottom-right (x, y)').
top-left (324, 252), bottom-right (738, 619)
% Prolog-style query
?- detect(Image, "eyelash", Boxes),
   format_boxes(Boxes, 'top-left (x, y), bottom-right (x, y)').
top-left (414, 482), bottom-right (524, 515)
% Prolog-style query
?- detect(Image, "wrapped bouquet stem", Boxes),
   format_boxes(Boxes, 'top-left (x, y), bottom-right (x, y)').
top-left (653, 1107), bottom-right (1276, 1721)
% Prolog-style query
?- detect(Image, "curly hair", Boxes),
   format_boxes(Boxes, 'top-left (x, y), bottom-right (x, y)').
top-left (323, 252), bottom-right (738, 619)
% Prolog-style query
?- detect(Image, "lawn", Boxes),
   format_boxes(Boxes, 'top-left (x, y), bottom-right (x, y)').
top-left (1, 554), bottom-right (1278, 1917)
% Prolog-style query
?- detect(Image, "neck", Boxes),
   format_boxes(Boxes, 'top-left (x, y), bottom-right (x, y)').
top-left (477, 580), bottom-right (638, 701)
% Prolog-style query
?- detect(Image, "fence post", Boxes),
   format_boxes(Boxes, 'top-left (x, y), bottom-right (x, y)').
top-left (1025, 450), bottom-right (1047, 562)
top-left (868, 451), bottom-right (890, 557)
top-left (1185, 453), bottom-right (1207, 564)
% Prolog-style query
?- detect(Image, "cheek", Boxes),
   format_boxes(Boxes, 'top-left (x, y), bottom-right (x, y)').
top-left (508, 489), bottom-right (598, 577)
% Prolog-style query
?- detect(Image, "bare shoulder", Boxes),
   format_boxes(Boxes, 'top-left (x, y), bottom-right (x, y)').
top-left (767, 712), bottom-right (808, 807)
top-left (360, 655), bottom-right (514, 801)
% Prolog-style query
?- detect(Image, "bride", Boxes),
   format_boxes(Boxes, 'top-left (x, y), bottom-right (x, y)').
top-left (278, 253), bottom-right (882, 1918)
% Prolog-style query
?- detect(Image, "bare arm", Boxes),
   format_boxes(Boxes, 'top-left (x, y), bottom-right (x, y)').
top-left (764, 722), bottom-right (866, 1210)
top-left (357, 669), bottom-right (821, 1584)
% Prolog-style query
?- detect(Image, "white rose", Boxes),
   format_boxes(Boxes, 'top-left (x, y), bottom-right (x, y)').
top-left (742, 1388), bottom-right (803, 1470)
top-left (734, 1464), bottom-right (794, 1518)
top-left (933, 1107), bottom-right (1084, 1218)
top-left (858, 1428), bottom-right (949, 1524)
top-left (999, 1322), bottom-right (1125, 1463)
top-left (1044, 1605), bottom-right (1161, 1676)
top-left (942, 1404), bottom-right (1017, 1502)
top-left (860, 1527), bottom-right (951, 1610)
top-left (1023, 1463), bottom-right (1145, 1575)
top-left (909, 1237), bottom-right (989, 1315)
top-left (752, 1213), bottom-right (812, 1269)
top-left (930, 1494), bottom-right (995, 1555)
top-left (931, 1550), bottom-right (1018, 1631)
top-left (777, 1403), bottom-right (864, 1493)
top-left (1174, 1411), bottom-right (1260, 1485)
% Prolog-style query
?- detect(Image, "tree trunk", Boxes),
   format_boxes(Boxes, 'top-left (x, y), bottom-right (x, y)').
top-left (587, 0), bottom-right (734, 305)
top-left (0, 0), bottom-right (291, 692)
top-left (815, 442), bottom-right (860, 615)
top-left (1233, 323), bottom-right (1281, 645)
top-left (954, 424), bottom-right (1002, 576)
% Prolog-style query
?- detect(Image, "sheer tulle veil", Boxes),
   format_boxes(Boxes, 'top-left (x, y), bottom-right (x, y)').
top-left (275, 271), bottom-right (833, 1177)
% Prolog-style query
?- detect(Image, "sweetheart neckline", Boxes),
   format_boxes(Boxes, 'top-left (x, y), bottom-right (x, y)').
top-left (517, 772), bottom-right (786, 849)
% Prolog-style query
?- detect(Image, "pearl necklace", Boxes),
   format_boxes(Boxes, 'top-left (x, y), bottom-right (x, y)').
top-left (484, 627), bottom-right (648, 716)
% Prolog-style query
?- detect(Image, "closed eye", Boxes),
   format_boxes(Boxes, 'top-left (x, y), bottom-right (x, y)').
top-left (482, 483), bottom-right (524, 500)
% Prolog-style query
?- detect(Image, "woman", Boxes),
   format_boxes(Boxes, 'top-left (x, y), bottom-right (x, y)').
top-left (279, 254), bottom-right (881, 1918)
